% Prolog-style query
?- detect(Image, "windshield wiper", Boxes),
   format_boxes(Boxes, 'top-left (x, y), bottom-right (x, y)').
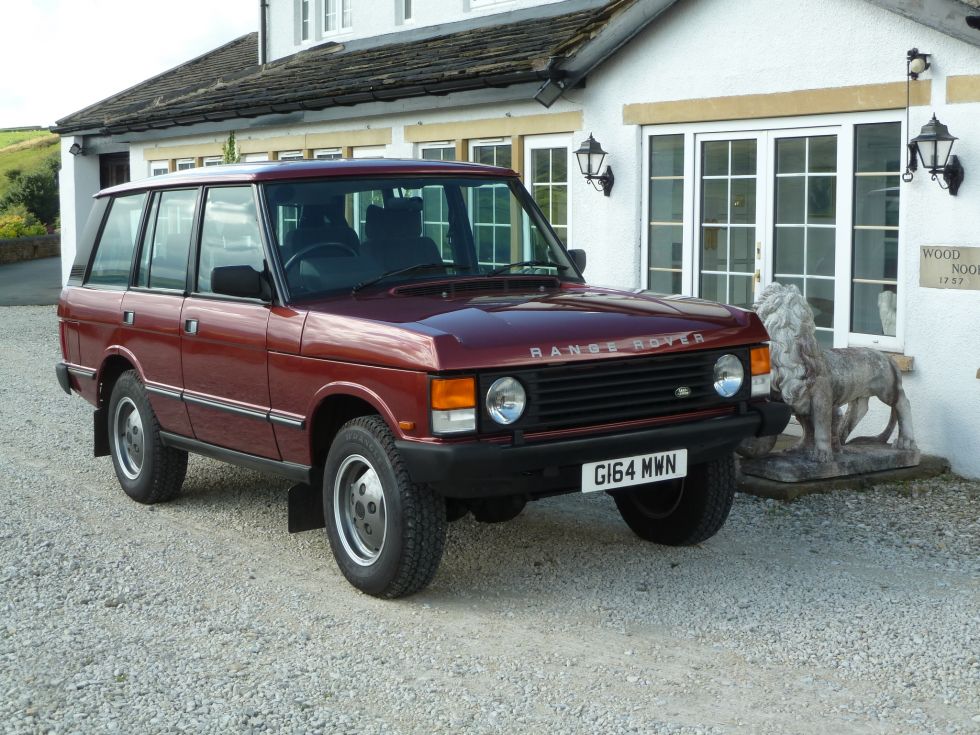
top-left (352, 262), bottom-right (454, 294)
top-left (487, 260), bottom-right (567, 276)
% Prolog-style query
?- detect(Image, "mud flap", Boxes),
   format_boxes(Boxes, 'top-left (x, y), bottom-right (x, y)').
top-left (94, 408), bottom-right (110, 457)
top-left (288, 481), bottom-right (325, 533)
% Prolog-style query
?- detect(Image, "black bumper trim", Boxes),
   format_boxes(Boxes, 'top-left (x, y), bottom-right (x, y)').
top-left (396, 402), bottom-right (790, 498)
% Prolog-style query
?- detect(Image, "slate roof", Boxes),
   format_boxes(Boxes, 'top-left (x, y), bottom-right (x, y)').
top-left (54, 1), bottom-right (634, 135)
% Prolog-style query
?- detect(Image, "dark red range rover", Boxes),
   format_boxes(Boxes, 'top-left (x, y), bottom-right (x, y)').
top-left (57, 159), bottom-right (788, 597)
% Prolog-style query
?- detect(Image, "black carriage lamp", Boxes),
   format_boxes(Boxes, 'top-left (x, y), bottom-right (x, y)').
top-left (907, 114), bottom-right (965, 196)
top-left (68, 142), bottom-right (84, 156)
top-left (575, 133), bottom-right (615, 196)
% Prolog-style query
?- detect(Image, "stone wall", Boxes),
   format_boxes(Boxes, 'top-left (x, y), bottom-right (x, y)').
top-left (0, 234), bottom-right (60, 265)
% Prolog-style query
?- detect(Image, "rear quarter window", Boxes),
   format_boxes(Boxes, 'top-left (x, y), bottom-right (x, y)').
top-left (86, 193), bottom-right (147, 288)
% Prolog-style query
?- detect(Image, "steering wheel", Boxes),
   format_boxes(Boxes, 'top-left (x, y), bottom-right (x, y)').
top-left (283, 242), bottom-right (358, 273)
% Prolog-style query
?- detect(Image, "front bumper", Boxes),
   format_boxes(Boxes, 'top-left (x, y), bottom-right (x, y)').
top-left (396, 401), bottom-right (790, 498)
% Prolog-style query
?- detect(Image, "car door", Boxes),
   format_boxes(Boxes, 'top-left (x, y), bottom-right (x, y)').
top-left (180, 185), bottom-right (280, 459)
top-left (119, 188), bottom-right (198, 436)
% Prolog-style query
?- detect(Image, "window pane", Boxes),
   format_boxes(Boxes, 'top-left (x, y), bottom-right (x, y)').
top-left (551, 185), bottom-right (567, 227)
top-left (700, 273), bottom-right (725, 302)
top-left (649, 269), bottom-right (681, 295)
top-left (730, 140), bottom-right (756, 176)
top-left (775, 176), bottom-right (805, 224)
top-left (651, 179), bottom-right (683, 222)
top-left (807, 278), bottom-right (835, 329)
top-left (809, 136), bottom-right (837, 173)
top-left (856, 122), bottom-right (901, 173)
top-left (730, 227), bottom-right (753, 273)
top-left (650, 225), bottom-right (682, 270)
top-left (421, 146), bottom-right (455, 161)
top-left (650, 135), bottom-right (684, 177)
top-left (552, 148), bottom-right (566, 182)
top-left (774, 227), bottom-right (804, 275)
top-left (806, 227), bottom-right (836, 277)
top-left (148, 189), bottom-right (196, 290)
top-left (854, 176), bottom-right (899, 227)
top-left (87, 193), bottom-right (147, 287)
top-left (729, 274), bottom-right (754, 309)
top-left (702, 141), bottom-right (728, 176)
top-left (776, 138), bottom-right (805, 174)
top-left (198, 187), bottom-right (264, 293)
top-left (807, 176), bottom-right (836, 225)
top-left (730, 178), bottom-right (756, 224)
top-left (700, 227), bottom-right (727, 271)
top-left (702, 180), bottom-right (728, 223)
top-left (853, 229), bottom-right (898, 280)
top-left (852, 283), bottom-right (896, 335)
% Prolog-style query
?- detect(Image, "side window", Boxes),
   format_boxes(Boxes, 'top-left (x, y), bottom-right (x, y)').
top-left (86, 193), bottom-right (147, 288)
top-left (136, 189), bottom-right (197, 290)
top-left (197, 187), bottom-right (265, 294)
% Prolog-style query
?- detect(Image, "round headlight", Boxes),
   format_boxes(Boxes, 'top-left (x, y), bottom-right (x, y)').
top-left (486, 377), bottom-right (526, 425)
top-left (713, 354), bottom-right (744, 397)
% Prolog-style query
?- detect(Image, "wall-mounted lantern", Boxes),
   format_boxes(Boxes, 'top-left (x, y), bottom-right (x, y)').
top-left (574, 134), bottom-right (614, 196)
top-left (908, 114), bottom-right (965, 196)
top-left (68, 142), bottom-right (84, 156)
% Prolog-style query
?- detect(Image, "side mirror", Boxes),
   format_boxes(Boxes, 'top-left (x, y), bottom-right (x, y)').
top-left (569, 248), bottom-right (587, 273)
top-left (211, 265), bottom-right (269, 300)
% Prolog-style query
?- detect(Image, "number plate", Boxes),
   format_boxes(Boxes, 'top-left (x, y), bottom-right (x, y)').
top-left (581, 449), bottom-right (688, 493)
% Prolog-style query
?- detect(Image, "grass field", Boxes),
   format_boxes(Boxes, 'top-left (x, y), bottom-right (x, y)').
top-left (0, 131), bottom-right (59, 202)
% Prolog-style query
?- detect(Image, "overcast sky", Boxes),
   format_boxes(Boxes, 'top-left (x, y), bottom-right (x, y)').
top-left (1, 1), bottom-right (258, 129)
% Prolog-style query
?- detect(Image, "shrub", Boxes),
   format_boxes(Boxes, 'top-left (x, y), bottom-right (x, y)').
top-left (0, 152), bottom-right (59, 226)
top-left (0, 210), bottom-right (47, 239)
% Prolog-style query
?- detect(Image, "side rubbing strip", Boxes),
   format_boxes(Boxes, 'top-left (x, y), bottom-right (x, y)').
top-left (269, 413), bottom-right (306, 430)
top-left (145, 385), bottom-right (182, 401)
top-left (67, 365), bottom-right (97, 379)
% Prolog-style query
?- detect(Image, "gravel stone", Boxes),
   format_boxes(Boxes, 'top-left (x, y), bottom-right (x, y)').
top-left (1, 304), bottom-right (978, 734)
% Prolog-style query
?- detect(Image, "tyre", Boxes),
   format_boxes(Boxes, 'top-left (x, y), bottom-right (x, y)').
top-left (611, 454), bottom-right (736, 546)
top-left (107, 370), bottom-right (187, 504)
top-left (323, 416), bottom-right (447, 598)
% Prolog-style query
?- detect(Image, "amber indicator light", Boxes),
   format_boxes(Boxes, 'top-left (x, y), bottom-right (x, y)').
top-left (750, 346), bottom-right (771, 376)
top-left (430, 377), bottom-right (476, 410)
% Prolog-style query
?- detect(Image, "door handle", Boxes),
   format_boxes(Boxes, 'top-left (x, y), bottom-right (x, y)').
top-left (754, 269), bottom-right (761, 285)
top-left (184, 319), bottom-right (198, 335)
top-left (122, 310), bottom-right (135, 325)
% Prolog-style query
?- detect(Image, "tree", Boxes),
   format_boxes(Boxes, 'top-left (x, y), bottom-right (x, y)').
top-left (222, 132), bottom-right (241, 164)
top-left (0, 153), bottom-right (59, 227)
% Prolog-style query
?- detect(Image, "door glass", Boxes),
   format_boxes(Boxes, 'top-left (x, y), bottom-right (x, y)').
top-left (773, 134), bottom-right (837, 347)
top-left (699, 139), bottom-right (756, 308)
top-left (197, 187), bottom-right (265, 294)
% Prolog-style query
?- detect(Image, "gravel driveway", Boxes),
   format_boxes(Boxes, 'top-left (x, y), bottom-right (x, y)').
top-left (2, 305), bottom-right (978, 734)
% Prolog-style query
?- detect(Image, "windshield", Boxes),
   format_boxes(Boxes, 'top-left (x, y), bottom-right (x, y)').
top-left (262, 175), bottom-right (580, 299)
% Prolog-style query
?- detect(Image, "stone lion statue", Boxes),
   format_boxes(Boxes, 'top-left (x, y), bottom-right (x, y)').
top-left (744, 282), bottom-right (916, 462)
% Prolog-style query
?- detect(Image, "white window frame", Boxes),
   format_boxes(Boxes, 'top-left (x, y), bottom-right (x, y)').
top-left (299, 0), bottom-right (312, 42)
top-left (523, 133), bottom-right (571, 248)
top-left (149, 160), bottom-right (170, 177)
top-left (278, 150), bottom-right (304, 161)
top-left (416, 142), bottom-right (455, 161)
top-left (242, 152), bottom-right (270, 163)
top-left (313, 147), bottom-right (343, 160)
top-left (202, 156), bottom-right (223, 167)
top-left (397, 0), bottom-right (414, 23)
top-left (324, 0), bottom-right (352, 34)
top-left (641, 109), bottom-right (906, 352)
top-left (175, 158), bottom-right (196, 171)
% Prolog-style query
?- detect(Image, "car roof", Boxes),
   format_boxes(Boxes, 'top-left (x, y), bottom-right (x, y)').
top-left (97, 158), bottom-right (519, 198)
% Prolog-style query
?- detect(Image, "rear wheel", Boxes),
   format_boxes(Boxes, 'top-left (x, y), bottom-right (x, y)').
top-left (611, 454), bottom-right (736, 546)
top-left (107, 370), bottom-right (187, 504)
top-left (324, 416), bottom-right (447, 598)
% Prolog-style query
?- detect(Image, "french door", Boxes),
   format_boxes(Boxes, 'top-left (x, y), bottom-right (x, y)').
top-left (692, 127), bottom-right (849, 347)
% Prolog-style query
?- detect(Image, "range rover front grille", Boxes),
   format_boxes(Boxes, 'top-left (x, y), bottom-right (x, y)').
top-left (478, 348), bottom-right (750, 433)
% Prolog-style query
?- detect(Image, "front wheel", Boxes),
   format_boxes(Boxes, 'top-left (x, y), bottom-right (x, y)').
top-left (323, 416), bottom-right (447, 598)
top-left (611, 454), bottom-right (736, 546)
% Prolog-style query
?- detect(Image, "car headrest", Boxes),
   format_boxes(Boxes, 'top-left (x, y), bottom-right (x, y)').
top-left (365, 198), bottom-right (423, 240)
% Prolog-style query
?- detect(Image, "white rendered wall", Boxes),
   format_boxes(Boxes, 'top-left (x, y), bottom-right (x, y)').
top-left (268, 0), bottom-right (571, 61)
top-left (57, 137), bottom-right (101, 284)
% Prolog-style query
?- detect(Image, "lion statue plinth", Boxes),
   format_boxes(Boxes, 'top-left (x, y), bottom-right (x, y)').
top-left (743, 282), bottom-right (916, 463)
